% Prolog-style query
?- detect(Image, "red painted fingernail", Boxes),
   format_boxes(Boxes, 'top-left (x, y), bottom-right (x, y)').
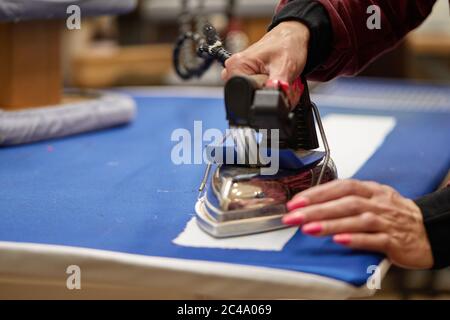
top-left (282, 213), bottom-right (305, 226)
top-left (333, 234), bottom-right (352, 245)
top-left (302, 223), bottom-right (322, 235)
top-left (286, 197), bottom-right (308, 212)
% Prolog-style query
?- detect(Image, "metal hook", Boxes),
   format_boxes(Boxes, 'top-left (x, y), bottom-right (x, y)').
top-left (311, 102), bottom-right (331, 185)
top-left (197, 131), bottom-right (231, 199)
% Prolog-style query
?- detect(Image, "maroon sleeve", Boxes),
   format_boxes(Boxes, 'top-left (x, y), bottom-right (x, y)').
top-left (310, 0), bottom-right (437, 81)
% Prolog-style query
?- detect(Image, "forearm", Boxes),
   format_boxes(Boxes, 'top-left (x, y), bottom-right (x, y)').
top-left (415, 187), bottom-right (450, 269)
top-left (271, 0), bottom-right (437, 81)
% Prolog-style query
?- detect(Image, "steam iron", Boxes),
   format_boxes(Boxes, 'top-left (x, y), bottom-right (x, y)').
top-left (173, 23), bottom-right (338, 238)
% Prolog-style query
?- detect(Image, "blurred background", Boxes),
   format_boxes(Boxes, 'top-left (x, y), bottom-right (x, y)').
top-left (62, 0), bottom-right (450, 89)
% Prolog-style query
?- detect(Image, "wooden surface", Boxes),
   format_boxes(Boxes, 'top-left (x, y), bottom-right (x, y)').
top-left (71, 18), bottom-right (272, 88)
top-left (0, 20), bottom-right (62, 110)
top-left (242, 17), bottom-right (271, 45)
top-left (72, 44), bottom-right (173, 88)
top-left (406, 33), bottom-right (450, 56)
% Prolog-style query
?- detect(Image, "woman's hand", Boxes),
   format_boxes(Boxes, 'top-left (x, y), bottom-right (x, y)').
top-left (283, 179), bottom-right (434, 269)
top-left (222, 21), bottom-right (310, 83)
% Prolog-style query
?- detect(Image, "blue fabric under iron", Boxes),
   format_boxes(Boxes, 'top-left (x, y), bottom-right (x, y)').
top-left (206, 145), bottom-right (326, 170)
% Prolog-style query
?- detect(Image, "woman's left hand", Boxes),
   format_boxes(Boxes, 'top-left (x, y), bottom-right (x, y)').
top-left (283, 179), bottom-right (434, 269)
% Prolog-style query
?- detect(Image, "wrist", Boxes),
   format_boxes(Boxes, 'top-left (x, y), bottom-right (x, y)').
top-left (415, 188), bottom-right (450, 269)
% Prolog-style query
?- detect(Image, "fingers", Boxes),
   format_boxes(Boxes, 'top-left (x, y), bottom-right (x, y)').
top-left (223, 52), bottom-right (299, 84)
top-left (283, 196), bottom-right (380, 225)
top-left (287, 180), bottom-right (377, 211)
top-left (301, 212), bottom-right (387, 236)
top-left (333, 233), bottom-right (390, 253)
top-left (222, 53), bottom-right (266, 81)
top-left (281, 178), bottom-right (395, 257)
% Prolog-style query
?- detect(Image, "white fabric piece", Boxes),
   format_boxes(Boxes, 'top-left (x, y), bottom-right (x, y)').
top-left (173, 217), bottom-right (298, 251)
top-left (174, 114), bottom-right (396, 250)
top-left (0, 0), bottom-right (137, 21)
top-left (0, 91), bottom-right (136, 146)
top-left (319, 114), bottom-right (397, 179)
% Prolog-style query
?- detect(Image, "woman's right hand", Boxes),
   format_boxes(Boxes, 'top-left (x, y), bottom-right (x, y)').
top-left (222, 21), bottom-right (310, 84)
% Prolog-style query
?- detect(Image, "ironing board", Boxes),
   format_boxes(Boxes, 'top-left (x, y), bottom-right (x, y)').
top-left (0, 78), bottom-right (449, 299)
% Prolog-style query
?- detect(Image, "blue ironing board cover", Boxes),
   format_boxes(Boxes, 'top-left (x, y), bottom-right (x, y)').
top-left (0, 78), bottom-right (449, 287)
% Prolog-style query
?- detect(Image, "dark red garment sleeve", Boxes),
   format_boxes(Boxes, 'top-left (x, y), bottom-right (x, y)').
top-left (415, 187), bottom-right (450, 269)
top-left (310, 0), bottom-right (437, 81)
